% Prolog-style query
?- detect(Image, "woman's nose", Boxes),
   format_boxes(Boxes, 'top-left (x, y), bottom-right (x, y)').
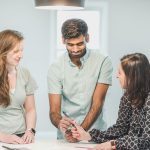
top-left (18, 51), bottom-right (23, 58)
top-left (116, 72), bottom-right (119, 78)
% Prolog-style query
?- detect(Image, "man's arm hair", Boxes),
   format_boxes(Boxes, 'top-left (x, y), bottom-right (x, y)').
top-left (81, 83), bottom-right (109, 131)
top-left (49, 94), bottom-right (62, 128)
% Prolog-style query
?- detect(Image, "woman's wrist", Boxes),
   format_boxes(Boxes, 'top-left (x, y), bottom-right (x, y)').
top-left (0, 133), bottom-right (5, 141)
top-left (26, 128), bottom-right (36, 135)
top-left (86, 132), bottom-right (92, 141)
top-left (110, 140), bottom-right (116, 150)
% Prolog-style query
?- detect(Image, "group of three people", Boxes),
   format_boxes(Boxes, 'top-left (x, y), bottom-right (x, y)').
top-left (0, 18), bottom-right (149, 150)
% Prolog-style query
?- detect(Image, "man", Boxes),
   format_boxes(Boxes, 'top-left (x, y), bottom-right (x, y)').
top-left (47, 18), bottom-right (113, 142)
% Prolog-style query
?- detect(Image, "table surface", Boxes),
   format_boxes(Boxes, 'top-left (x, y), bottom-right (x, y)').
top-left (0, 140), bottom-right (96, 150)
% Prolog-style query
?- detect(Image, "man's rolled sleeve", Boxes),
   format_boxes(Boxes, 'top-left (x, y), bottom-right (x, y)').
top-left (47, 64), bottom-right (62, 94)
top-left (98, 56), bottom-right (113, 85)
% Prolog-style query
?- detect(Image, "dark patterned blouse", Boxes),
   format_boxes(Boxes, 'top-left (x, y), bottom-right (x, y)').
top-left (89, 93), bottom-right (150, 150)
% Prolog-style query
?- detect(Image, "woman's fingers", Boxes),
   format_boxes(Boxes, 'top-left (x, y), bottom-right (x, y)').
top-left (72, 132), bottom-right (80, 139)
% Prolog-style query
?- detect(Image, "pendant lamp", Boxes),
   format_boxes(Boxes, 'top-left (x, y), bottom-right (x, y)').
top-left (34, 0), bottom-right (85, 10)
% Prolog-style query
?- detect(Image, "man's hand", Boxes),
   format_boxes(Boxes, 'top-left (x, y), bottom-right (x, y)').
top-left (64, 132), bottom-right (78, 143)
top-left (58, 116), bottom-right (79, 143)
top-left (58, 116), bottom-right (73, 134)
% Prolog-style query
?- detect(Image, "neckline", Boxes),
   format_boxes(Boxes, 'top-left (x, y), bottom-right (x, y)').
top-left (9, 67), bottom-right (19, 95)
top-left (10, 88), bottom-right (15, 94)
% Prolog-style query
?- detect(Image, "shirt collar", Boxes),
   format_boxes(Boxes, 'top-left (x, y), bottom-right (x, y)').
top-left (66, 49), bottom-right (90, 67)
top-left (80, 48), bottom-right (90, 62)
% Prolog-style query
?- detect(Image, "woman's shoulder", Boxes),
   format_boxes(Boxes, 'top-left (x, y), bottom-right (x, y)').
top-left (17, 66), bottom-right (31, 81)
top-left (145, 92), bottom-right (150, 107)
top-left (17, 65), bottom-right (30, 73)
top-left (120, 93), bottom-right (132, 107)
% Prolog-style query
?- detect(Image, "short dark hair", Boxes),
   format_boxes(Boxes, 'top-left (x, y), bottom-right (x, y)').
top-left (61, 18), bottom-right (88, 39)
top-left (121, 53), bottom-right (150, 108)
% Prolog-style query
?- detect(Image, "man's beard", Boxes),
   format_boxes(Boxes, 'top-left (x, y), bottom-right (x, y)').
top-left (68, 48), bottom-right (86, 59)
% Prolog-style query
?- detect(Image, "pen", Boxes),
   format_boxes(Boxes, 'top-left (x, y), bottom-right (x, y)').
top-left (2, 145), bottom-right (18, 150)
top-left (62, 111), bottom-right (76, 126)
top-left (62, 111), bottom-right (70, 117)
top-left (2, 145), bottom-right (31, 150)
top-left (62, 111), bottom-right (76, 134)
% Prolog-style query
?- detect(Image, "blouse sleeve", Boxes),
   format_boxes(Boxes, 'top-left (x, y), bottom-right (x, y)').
top-left (22, 68), bottom-right (38, 95)
top-left (26, 74), bottom-right (37, 95)
top-left (115, 94), bottom-right (150, 150)
top-left (89, 94), bottom-right (132, 143)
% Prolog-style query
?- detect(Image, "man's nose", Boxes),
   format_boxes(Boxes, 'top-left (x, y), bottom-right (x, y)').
top-left (72, 45), bottom-right (79, 52)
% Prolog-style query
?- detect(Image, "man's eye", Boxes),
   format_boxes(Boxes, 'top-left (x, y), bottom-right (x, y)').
top-left (77, 42), bottom-right (84, 46)
top-left (67, 44), bottom-right (73, 46)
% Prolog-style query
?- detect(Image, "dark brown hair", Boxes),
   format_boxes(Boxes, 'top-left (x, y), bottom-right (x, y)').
top-left (121, 53), bottom-right (150, 108)
top-left (61, 18), bottom-right (88, 39)
top-left (0, 29), bottom-right (23, 107)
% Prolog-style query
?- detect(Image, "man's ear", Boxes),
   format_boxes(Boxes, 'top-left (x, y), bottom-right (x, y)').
top-left (62, 37), bottom-right (65, 44)
top-left (85, 34), bottom-right (89, 43)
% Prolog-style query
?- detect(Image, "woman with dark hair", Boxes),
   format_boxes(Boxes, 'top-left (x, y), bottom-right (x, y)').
top-left (71, 53), bottom-right (150, 150)
top-left (0, 30), bottom-right (37, 144)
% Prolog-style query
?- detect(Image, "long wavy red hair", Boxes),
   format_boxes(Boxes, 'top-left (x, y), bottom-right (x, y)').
top-left (0, 30), bottom-right (23, 107)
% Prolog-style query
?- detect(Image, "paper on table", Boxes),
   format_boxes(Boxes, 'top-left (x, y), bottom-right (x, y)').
top-left (75, 146), bottom-right (94, 150)
top-left (2, 145), bottom-right (31, 150)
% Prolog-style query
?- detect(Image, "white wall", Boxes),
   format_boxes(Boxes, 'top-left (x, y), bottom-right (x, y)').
top-left (0, 0), bottom-right (55, 139)
top-left (0, 0), bottom-right (150, 138)
top-left (106, 0), bottom-right (150, 125)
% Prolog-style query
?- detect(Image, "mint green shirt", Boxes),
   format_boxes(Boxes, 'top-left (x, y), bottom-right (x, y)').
top-left (47, 49), bottom-right (113, 139)
top-left (0, 66), bottom-right (37, 135)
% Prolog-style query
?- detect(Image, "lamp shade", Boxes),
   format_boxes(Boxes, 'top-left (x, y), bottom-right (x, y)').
top-left (34, 0), bottom-right (85, 10)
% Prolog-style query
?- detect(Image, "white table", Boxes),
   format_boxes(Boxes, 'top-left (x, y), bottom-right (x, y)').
top-left (0, 140), bottom-right (96, 150)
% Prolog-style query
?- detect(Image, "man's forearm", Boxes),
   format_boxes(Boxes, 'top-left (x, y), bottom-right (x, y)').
top-left (81, 109), bottom-right (101, 131)
top-left (81, 84), bottom-right (108, 131)
top-left (50, 112), bottom-right (62, 128)
top-left (81, 101), bottom-right (103, 131)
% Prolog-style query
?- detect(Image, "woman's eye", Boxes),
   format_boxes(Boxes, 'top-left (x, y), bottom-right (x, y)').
top-left (13, 50), bottom-right (19, 53)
